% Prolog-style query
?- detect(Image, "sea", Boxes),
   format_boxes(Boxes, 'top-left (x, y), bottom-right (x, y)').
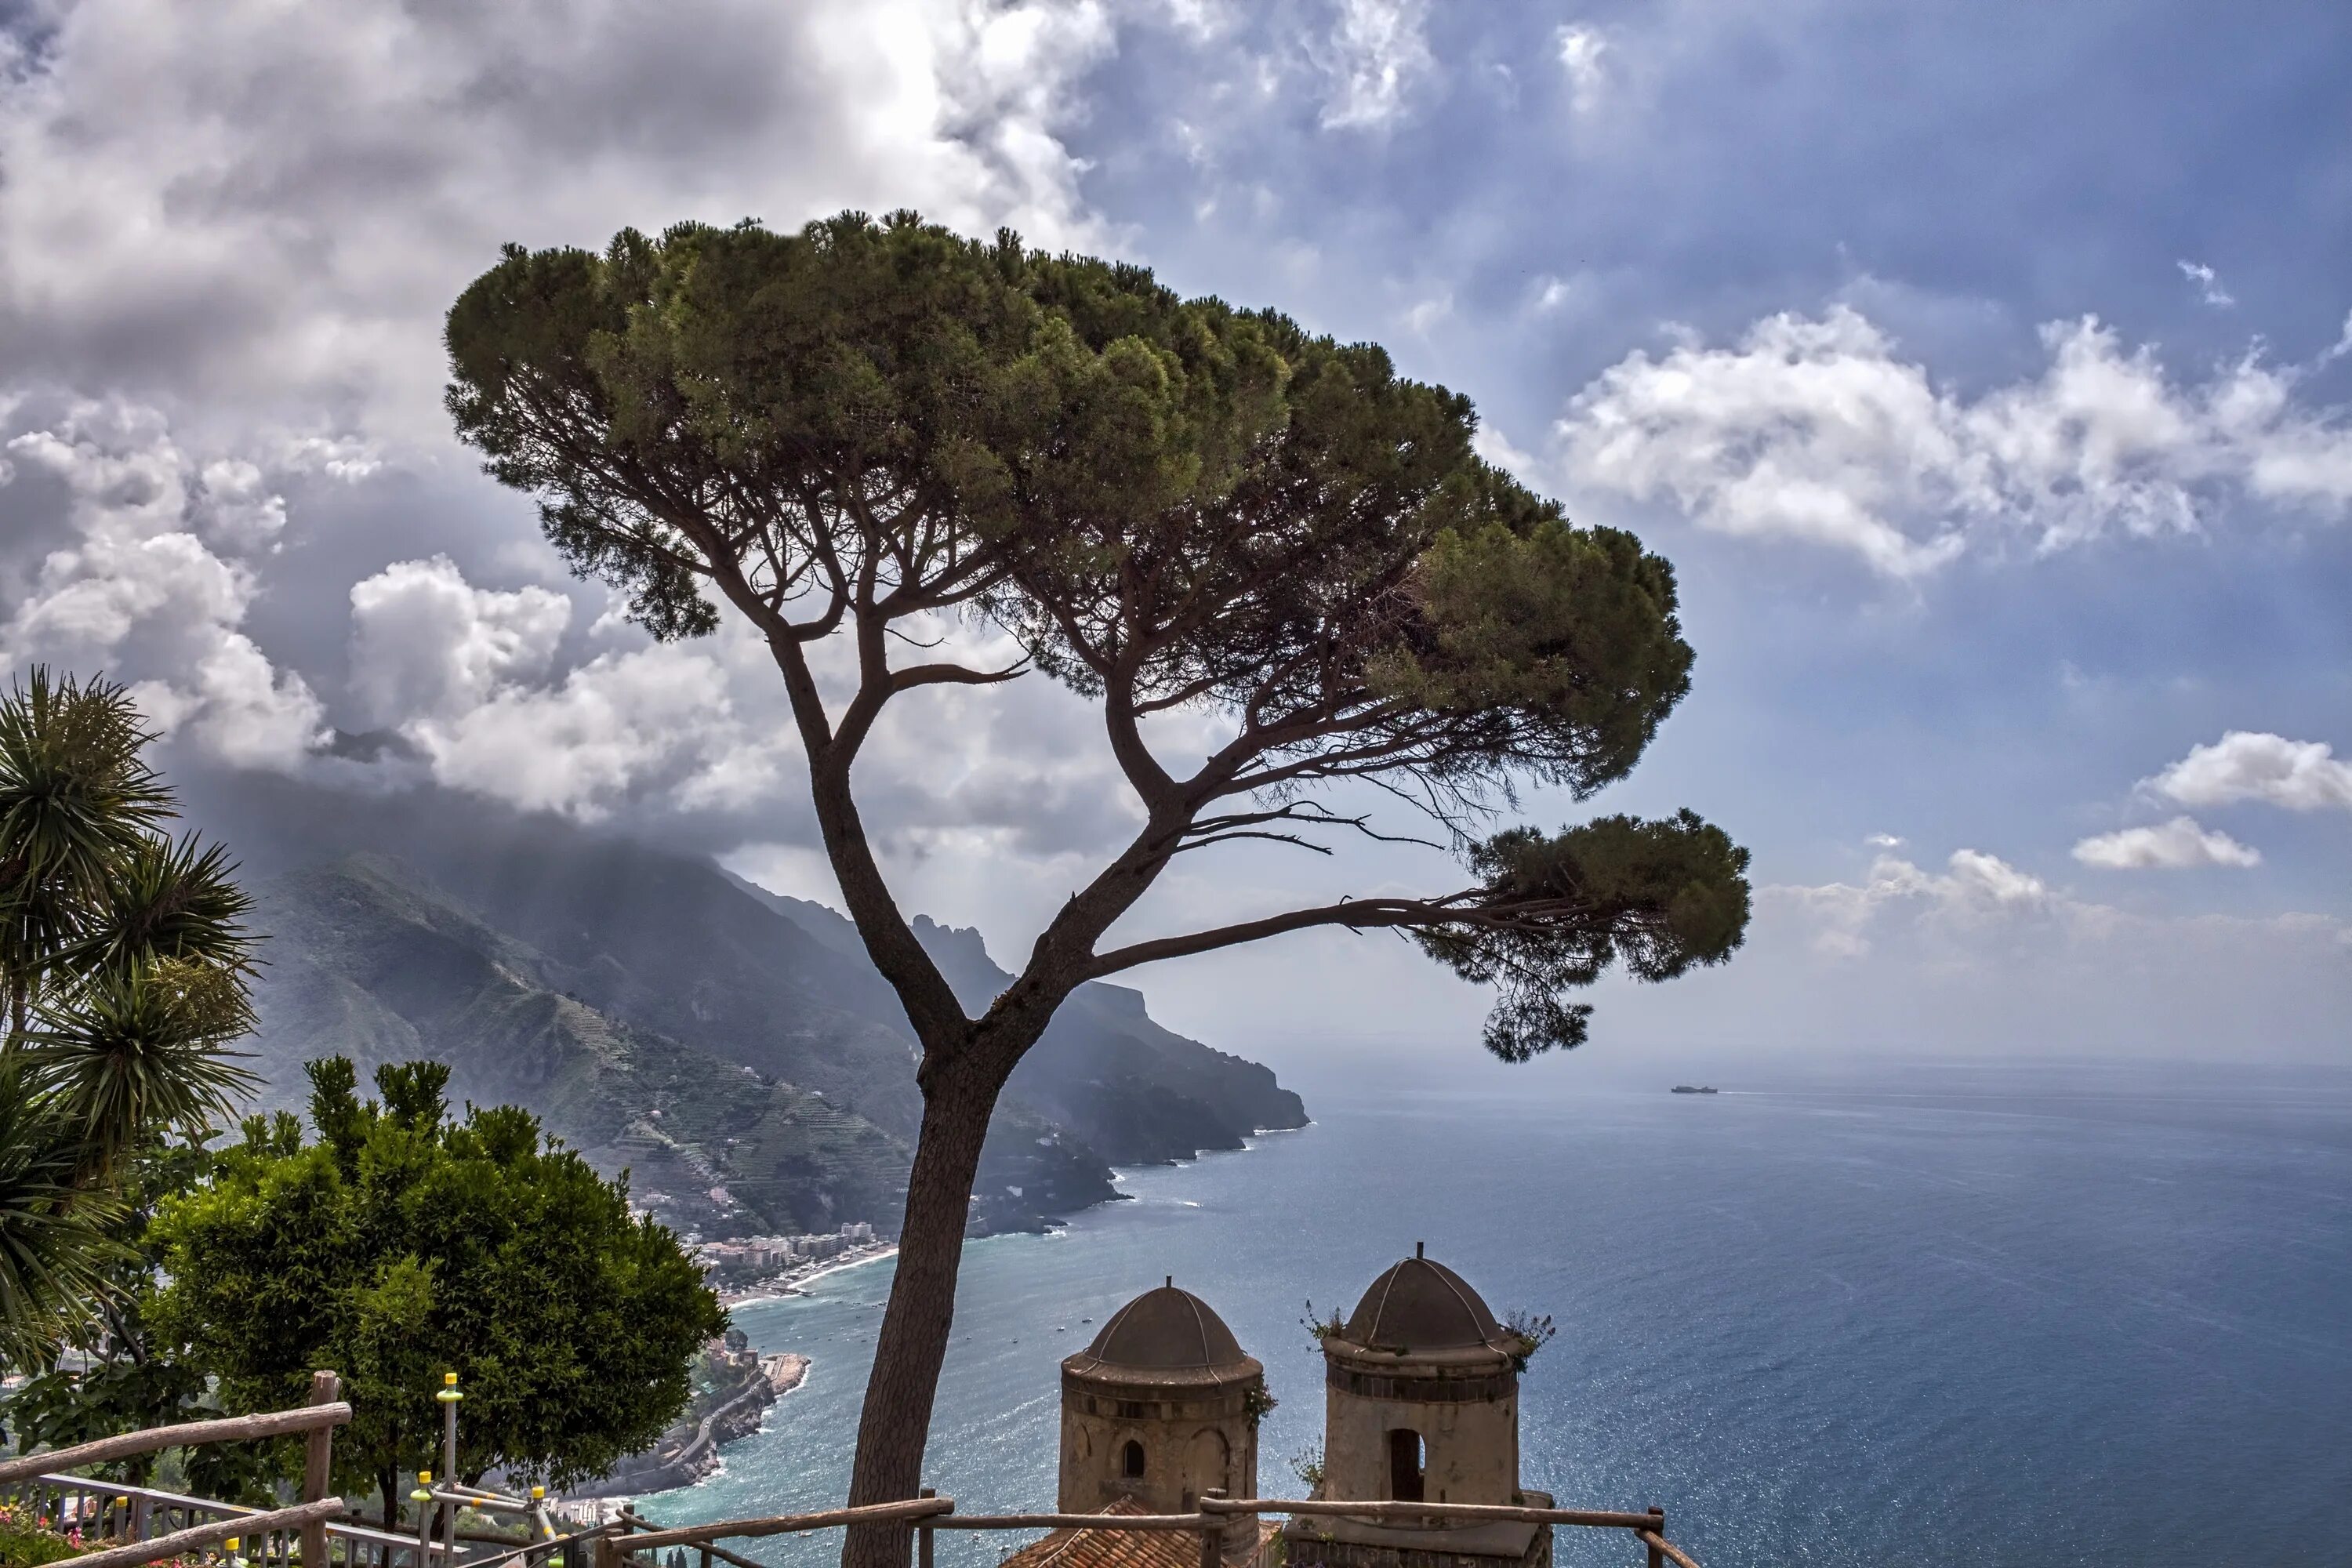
top-left (633, 1059), bottom-right (2352, 1567)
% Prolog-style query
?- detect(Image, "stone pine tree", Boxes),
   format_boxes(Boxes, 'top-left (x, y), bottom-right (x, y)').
top-left (444, 212), bottom-right (1751, 1565)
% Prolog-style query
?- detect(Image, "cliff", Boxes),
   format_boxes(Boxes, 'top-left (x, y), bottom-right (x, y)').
top-left (207, 775), bottom-right (1305, 1240)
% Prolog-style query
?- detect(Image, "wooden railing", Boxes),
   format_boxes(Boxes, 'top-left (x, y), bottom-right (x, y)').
top-left (598, 1486), bottom-right (1706, 1568)
top-left (3, 1375), bottom-right (1707, 1568)
top-left (0, 1371), bottom-right (352, 1568)
top-left (13, 1472), bottom-right (456, 1568)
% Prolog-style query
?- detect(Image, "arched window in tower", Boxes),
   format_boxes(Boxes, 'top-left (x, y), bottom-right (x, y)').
top-left (1122, 1439), bottom-right (1146, 1479)
top-left (1387, 1428), bottom-right (1425, 1502)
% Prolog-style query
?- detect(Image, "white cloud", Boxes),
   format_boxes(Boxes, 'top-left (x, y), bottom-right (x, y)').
top-left (1317, 0), bottom-right (1432, 129)
top-left (274, 434), bottom-right (384, 482)
top-left (2144, 731), bottom-right (2352, 814)
top-left (193, 460), bottom-right (288, 551)
top-left (1864, 832), bottom-right (1905, 848)
top-left (0, 2), bottom-right (1164, 854)
top-left (1555, 24), bottom-right (1610, 116)
top-left (1404, 291), bottom-right (1453, 335)
top-left (2324, 312), bottom-right (2352, 368)
top-left (1773, 848), bottom-right (2046, 958)
top-left (2176, 260), bottom-right (2234, 308)
top-left (1944, 848), bottom-right (2048, 906)
top-left (1745, 852), bottom-right (2352, 1059)
top-left (0, 398), bottom-right (325, 768)
top-left (1552, 305), bottom-right (2352, 575)
top-left (2071, 816), bottom-right (2262, 870)
top-left (1152, 0), bottom-right (1236, 42)
top-left (401, 641), bottom-right (781, 822)
top-left (1530, 274), bottom-right (1585, 314)
top-left (347, 556), bottom-right (572, 726)
top-left (0, 0), bottom-right (1119, 448)
top-left (339, 554), bottom-right (1165, 858)
top-left (1471, 423), bottom-right (1540, 482)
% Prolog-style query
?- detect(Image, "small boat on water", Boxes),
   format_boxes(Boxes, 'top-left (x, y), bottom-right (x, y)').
top-left (1671, 1084), bottom-right (1719, 1094)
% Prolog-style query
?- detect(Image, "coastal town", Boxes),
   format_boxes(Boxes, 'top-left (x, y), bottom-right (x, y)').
top-left (688, 1223), bottom-right (891, 1303)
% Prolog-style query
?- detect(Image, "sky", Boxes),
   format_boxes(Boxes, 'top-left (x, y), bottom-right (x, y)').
top-left (1, 0), bottom-right (2347, 1073)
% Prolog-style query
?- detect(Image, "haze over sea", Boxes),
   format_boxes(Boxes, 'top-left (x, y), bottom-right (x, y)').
top-left (641, 1059), bottom-right (2352, 1568)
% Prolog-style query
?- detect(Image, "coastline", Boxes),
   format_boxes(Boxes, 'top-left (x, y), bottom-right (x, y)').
top-left (564, 1350), bottom-right (812, 1507)
top-left (718, 1242), bottom-right (898, 1308)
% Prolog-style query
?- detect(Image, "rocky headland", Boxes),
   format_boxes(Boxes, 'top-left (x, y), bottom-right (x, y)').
top-left (572, 1343), bottom-right (810, 1497)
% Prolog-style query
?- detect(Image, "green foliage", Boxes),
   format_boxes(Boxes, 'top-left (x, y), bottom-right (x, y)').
top-left (1498, 1308), bottom-right (1557, 1375)
top-left (443, 212), bottom-right (1750, 1062)
top-left (0, 668), bottom-right (259, 1368)
top-left (445, 216), bottom-right (1287, 641)
top-left (0, 1065), bottom-right (122, 1370)
top-left (1287, 1442), bottom-right (1324, 1495)
top-left (1364, 514), bottom-right (1692, 792)
top-left (24, 958), bottom-right (257, 1177)
top-left (443, 214), bottom-right (1754, 1515)
top-left (5, 1140), bottom-right (271, 1501)
top-left (1241, 1383), bottom-right (1278, 1429)
top-left (148, 1057), bottom-right (725, 1514)
top-left (1416, 811), bottom-right (1751, 1062)
top-left (0, 1500), bottom-right (87, 1568)
top-left (0, 669), bottom-right (174, 993)
top-left (443, 214), bottom-right (1694, 794)
top-left (1300, 1300), bottom-right (1346, 1345)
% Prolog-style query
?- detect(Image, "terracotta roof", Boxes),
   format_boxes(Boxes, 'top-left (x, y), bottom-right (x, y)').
top-left (1342, 1254), bottom-right (1506, 1352)
top-left (1069, 1284), bottom-right (1249, 1372)
top-left (998, 1501), bottom-right (1276, 1568)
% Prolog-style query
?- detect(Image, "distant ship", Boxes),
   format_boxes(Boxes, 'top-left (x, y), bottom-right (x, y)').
top-left (1671, 1084), bottom-right (1719, 1094)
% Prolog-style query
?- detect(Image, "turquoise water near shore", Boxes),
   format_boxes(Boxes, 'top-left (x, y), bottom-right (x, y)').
top-left (635, 1062), bottom-right (2352, 1567)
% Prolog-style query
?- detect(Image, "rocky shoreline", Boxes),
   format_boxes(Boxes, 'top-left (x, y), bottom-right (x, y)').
top-left (570, 1347), bottom-right (809, 1497)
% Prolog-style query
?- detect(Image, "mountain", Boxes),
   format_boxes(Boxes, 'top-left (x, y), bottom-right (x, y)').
top-left (725, 880), bottom-right (1309, 1165)
top-left (198, 776), bottom-right (1306, 1240)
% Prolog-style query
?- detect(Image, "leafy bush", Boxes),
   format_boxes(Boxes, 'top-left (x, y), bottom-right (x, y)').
top-left (1500, 1308), bottom-right (1557, 1374)
top-left (0, 1501), bottom-right (82, 1568)
top-left (1299, 1301), bottom-right (1347, 1346)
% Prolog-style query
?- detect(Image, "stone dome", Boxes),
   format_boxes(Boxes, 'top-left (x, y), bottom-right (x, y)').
top-left (1342, 1252), bottom-right (1508, 1353)
top-left (1069, 1280), bottom-right (1251, 1375)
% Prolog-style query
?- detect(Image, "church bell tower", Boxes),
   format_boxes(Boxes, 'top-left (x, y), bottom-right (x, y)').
top-left (1283, 1246), bottom-right (1552, 1568)
top-left (1058, 1279), bottom-right (1265, 1556)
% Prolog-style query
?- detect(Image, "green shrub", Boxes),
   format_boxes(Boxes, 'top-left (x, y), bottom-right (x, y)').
top-left (0, 1501), bottom-right (84, 1568)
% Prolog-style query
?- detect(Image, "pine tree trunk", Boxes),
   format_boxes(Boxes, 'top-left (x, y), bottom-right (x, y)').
top-left (837, 1058), bottom-right (1003, 1568)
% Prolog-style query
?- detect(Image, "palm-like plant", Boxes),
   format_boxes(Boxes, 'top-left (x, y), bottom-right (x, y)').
top-left (0, 1063), bottom-right (122, 1370)
top-left (27, 959), bottom-right (259, 1178)
top-left (0, 669), bottom-right (172, 1038)
top-left (0, 668), bottom-right (260, 1367)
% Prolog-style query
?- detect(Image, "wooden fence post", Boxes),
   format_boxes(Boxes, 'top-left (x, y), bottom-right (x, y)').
top-left (302, 1371), bottom-right (340, 1568)
top-left (1644, 1507), bottom-right (1664, 1568)
top-left (916, 1488), bottom-right (935, 1568)
top-left (1199, 1488), bottom-right (1226, 1568)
